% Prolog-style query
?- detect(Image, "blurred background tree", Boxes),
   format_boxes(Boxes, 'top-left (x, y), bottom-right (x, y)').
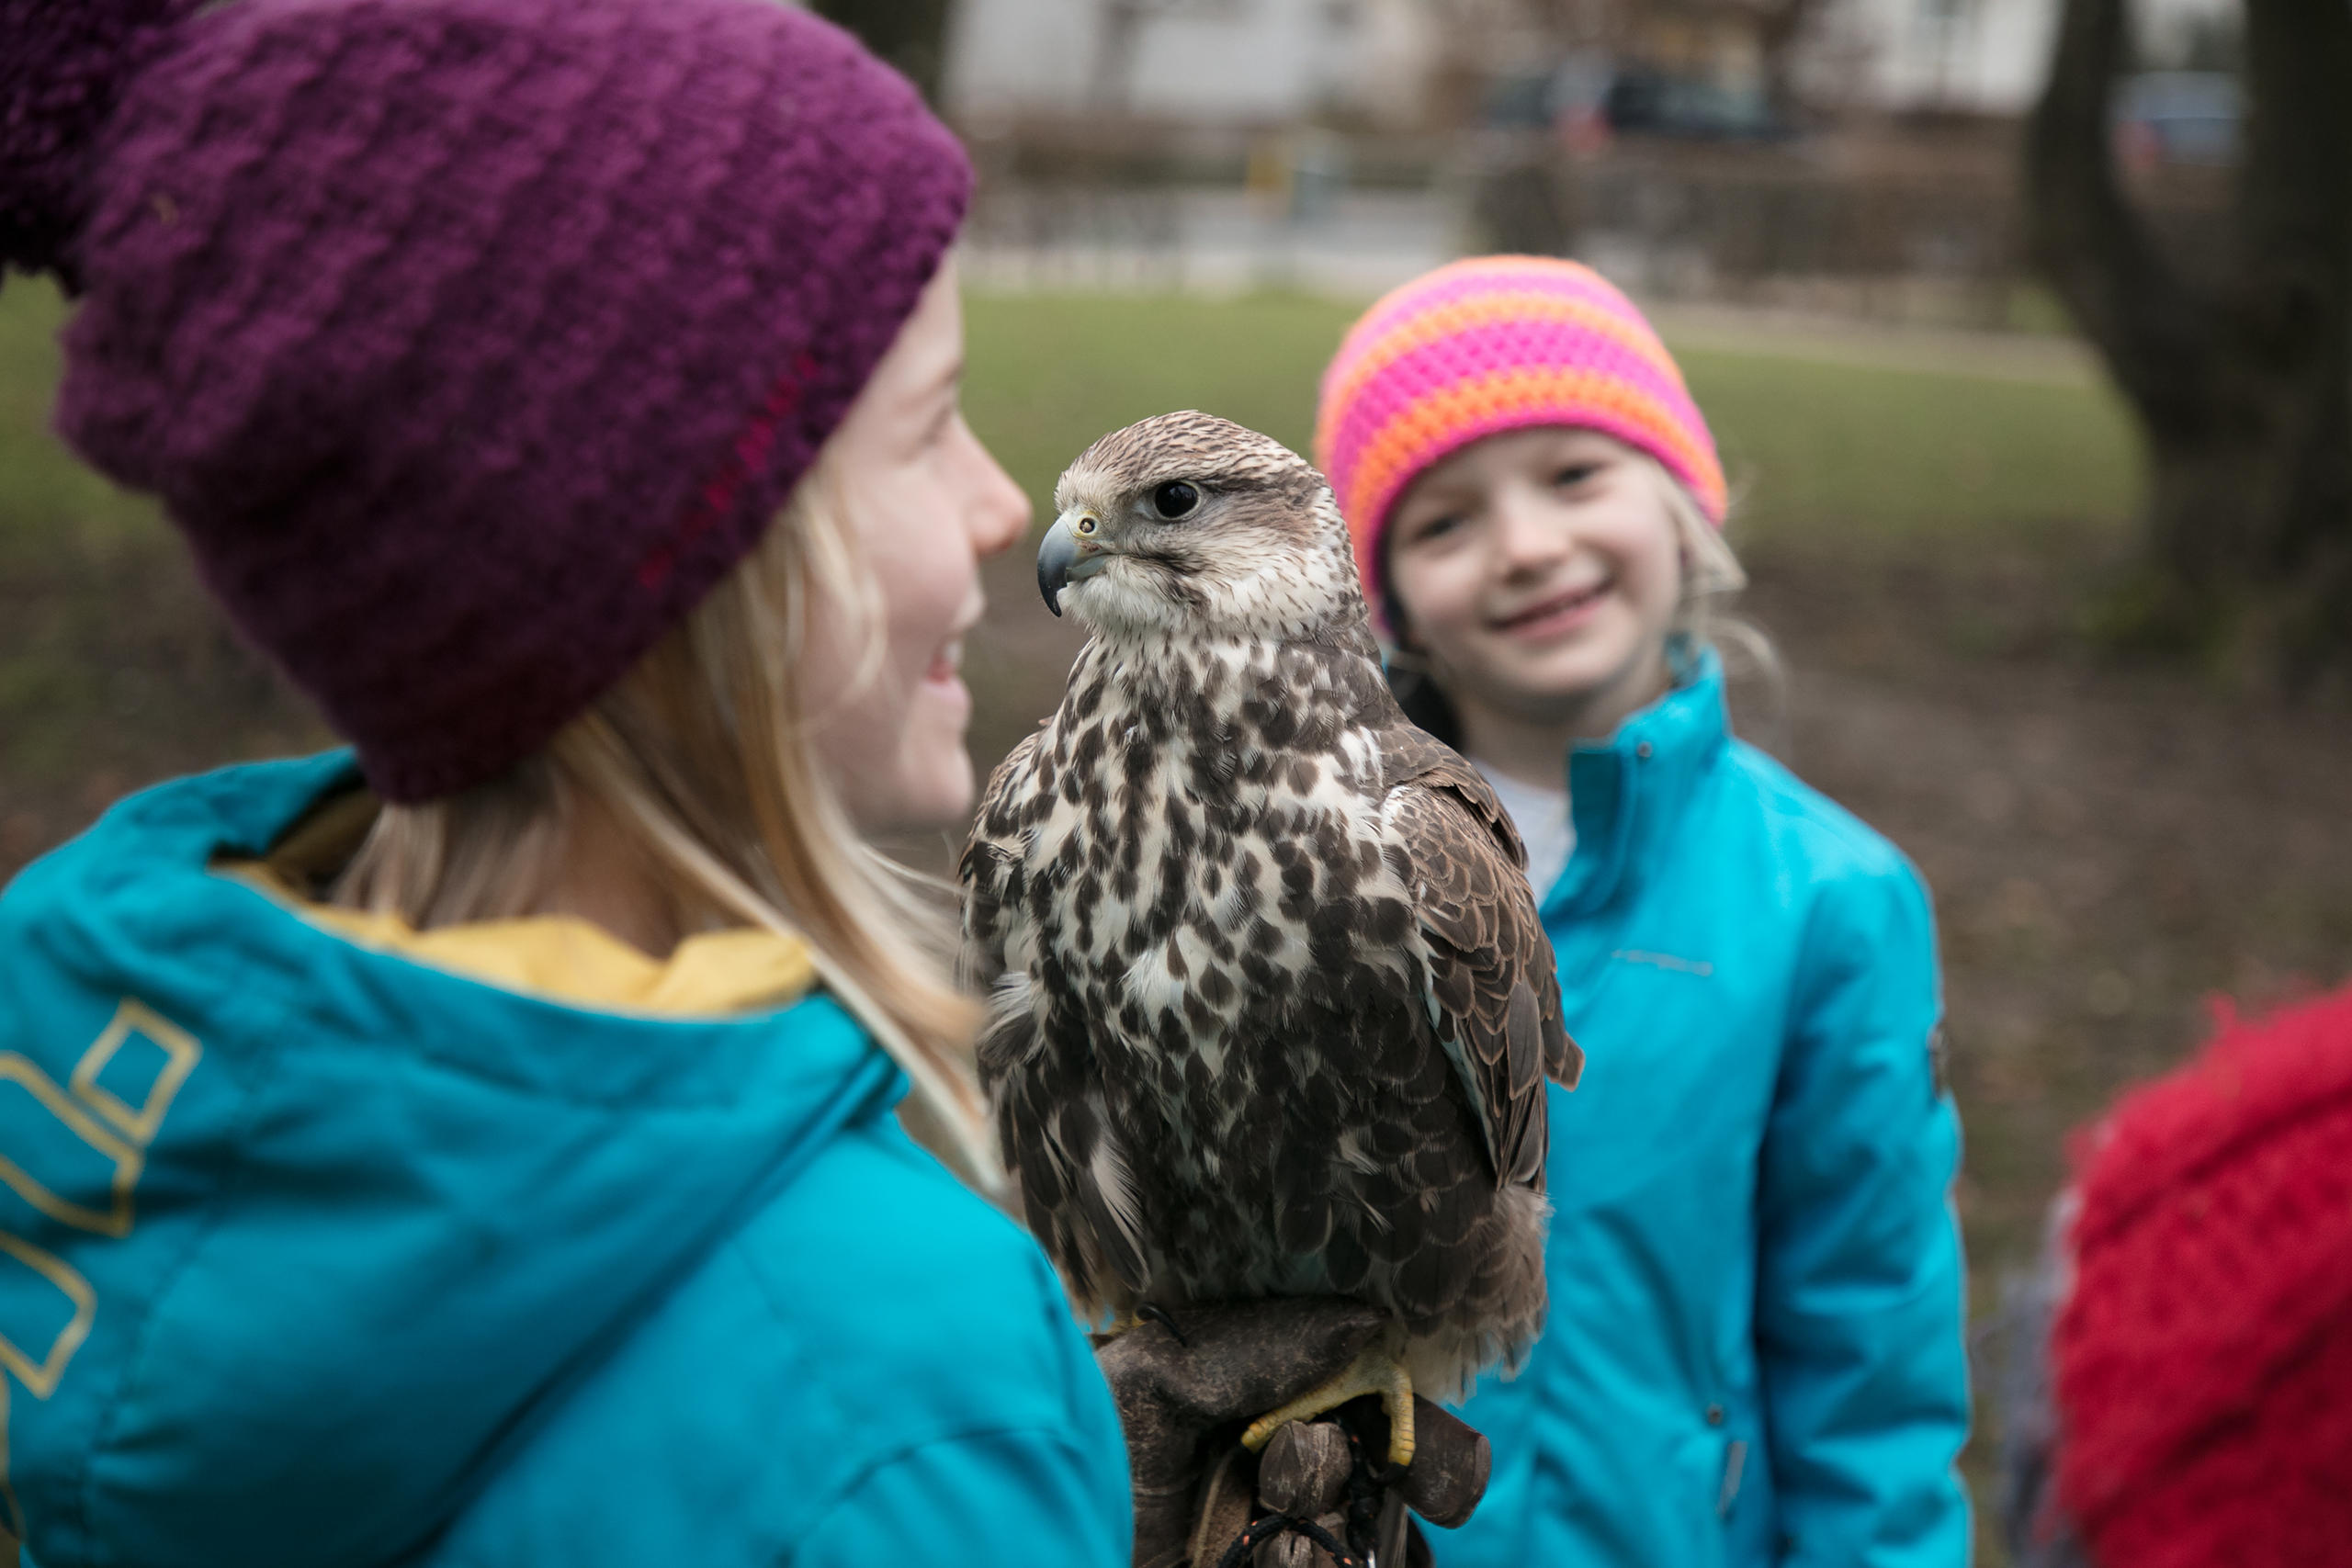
top-left (813, 0), bottom-right (956, 102)
top-left (2028, 0), bottom-right (2352, 682)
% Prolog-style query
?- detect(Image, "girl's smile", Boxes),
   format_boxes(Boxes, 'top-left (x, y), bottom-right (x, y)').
top-left (922, 633), bottom-right (967, 688)
top-left (1489, 572), bottom-right (1617, 640)
top-left (918, 626), bottom-right (975, 720)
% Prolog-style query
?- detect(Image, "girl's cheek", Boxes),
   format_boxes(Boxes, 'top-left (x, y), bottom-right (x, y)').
top-left (1387, 549), bottom-right (1441, 626)
top-left (1405, 558), bottom-right (1484, 645)
top-left (870, 472), bottom-right (969, 642)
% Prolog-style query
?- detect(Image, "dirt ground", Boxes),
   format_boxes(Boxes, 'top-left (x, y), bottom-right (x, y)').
top-left (5, 494), bottom-right (2348, 1557)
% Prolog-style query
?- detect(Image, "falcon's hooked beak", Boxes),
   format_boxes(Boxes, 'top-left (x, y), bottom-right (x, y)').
top-left (1037, 510), bottom-right (1112, 616)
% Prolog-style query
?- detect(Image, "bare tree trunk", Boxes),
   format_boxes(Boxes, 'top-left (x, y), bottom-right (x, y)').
top-left (1091, 0), bottom-right (1147, 113)
top-left (813, 0), bottom-right (956, 105)
top-left (2026, 0), bottom-right (2352, 680)
top-left (1753, 0), bottom-right (1819, 126)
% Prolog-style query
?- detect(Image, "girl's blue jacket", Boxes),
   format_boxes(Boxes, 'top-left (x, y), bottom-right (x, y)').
top-left (1440, 653), bottom-right (1972, 1567)
top-left (0, 755), bottom-right (1130, 1568)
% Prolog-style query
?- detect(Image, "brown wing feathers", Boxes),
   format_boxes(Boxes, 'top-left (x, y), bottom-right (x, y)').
top-left (1382, 724), bottom-right (1580, 1193)
top-left (977, 984), bottom-right (1155, 1308)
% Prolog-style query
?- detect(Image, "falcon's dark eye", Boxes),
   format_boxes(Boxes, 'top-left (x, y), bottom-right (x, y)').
top-left (1150, 480), bottom-right (1200, 520)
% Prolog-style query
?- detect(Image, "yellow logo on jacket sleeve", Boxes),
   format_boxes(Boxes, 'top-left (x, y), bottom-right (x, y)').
top-left (0, 999), bottom-right (202, 1547)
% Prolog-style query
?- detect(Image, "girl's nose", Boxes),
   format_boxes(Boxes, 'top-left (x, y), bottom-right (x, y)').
top-left (1489, 487), bottom-right (1570, 575)
top-left (964, 422), bottom-right (1031, 559)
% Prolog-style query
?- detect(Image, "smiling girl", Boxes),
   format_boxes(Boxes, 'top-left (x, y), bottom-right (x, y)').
top-left (1316, 257), bottom-right (1972, 1566)
top-left (0, 1), bottom-right (1127, 1562)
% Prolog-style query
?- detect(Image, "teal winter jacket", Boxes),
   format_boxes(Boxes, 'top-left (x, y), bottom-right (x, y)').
top-left (0, 755), bottom-right (1130, 1568)
top-left (1438, 652), bottom-right (1972, 1567)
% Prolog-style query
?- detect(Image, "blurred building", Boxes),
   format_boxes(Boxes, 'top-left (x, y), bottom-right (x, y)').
top-left (943, 0), bottom-right (2240, 314)
top-left (1799, 0), bottom-right (2233, 114)
top-left (944, 0), bottom-right (2237, 127)
top-left (944, 0), bottom-right (1442, 127)
top-left (1795, 0), bottom-right (2058, 113)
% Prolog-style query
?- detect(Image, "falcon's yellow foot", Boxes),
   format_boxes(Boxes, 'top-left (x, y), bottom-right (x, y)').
top-left (1099, 1303), bottom-right (1190, 1345)
top-left (1239, 1324), bottom-right (1416, 1468)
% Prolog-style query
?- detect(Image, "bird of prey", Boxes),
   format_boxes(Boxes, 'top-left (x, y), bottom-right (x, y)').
top-left (960, 412), bottom-right (1580, 1465)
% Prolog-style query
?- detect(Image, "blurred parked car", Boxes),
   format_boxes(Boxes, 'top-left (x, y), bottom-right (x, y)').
top-left (1487, 53), bottom-right (1788, 150)
top-left (2114, 71), bottom-right (2242, 167)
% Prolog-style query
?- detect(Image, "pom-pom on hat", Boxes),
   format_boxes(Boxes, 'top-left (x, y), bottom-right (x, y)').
top-left (1314, 255), bottom-right (1726, 633)
top-left (2, 0), bottom-right (970, 801)
top-left (0, 0), bottom-right (194, 284)
top-left (2052, 984), bottom-right (2352, 1568)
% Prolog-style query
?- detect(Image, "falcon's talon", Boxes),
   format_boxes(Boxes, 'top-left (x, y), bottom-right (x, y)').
top-left (1096, 1303), bottom-right (1190, 1346)
top-left (1239, 1325), bottom-right (1417, 1469)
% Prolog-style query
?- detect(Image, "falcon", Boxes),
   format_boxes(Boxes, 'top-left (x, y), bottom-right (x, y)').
top-left (960, 412), bottom-right (1580, 1465)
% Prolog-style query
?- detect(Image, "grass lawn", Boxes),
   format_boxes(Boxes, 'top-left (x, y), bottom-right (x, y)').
top-left (961, 289), bottom-right (2143, 550)
top-left (3, 277), bottom-right (2143, 557)
top-left (0, 282), bottom-right (160, 565)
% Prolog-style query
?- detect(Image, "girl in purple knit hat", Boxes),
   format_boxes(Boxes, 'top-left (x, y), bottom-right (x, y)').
top-left (1317, 258), bottom-right (1972, 1567)
top-left (0, 0), bottom-right (1145, 1562)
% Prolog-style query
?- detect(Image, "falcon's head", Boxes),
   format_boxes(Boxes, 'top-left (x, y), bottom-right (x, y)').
top-left (1038, 412), bottom-right (1365, 641)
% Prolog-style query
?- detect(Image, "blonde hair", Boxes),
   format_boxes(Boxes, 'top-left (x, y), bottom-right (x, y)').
top-left (1652, 458), bottom-right (1786, 748)
top-left (331, 457), bottom-right (999, 1196)
top-left (1656, 462), bottom-right (1740, 630)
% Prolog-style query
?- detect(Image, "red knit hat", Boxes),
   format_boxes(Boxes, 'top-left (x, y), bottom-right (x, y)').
top-left (2052, 983), bottom-right (2352, 1568)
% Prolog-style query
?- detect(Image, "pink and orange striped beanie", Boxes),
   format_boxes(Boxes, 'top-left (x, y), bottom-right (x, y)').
top-left (1315, 255), bottom-right (1727, 632)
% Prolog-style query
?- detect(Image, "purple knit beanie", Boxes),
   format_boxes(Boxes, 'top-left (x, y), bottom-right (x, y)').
top-left (2, 0), bottom-right (970, 801)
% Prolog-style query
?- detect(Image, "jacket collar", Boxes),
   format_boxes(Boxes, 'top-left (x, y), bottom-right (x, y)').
top-left (1546, 641), bottom-right (1729, 917)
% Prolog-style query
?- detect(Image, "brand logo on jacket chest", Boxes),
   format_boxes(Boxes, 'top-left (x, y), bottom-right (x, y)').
top-left (1611, 948), bottom-right (1714, 977)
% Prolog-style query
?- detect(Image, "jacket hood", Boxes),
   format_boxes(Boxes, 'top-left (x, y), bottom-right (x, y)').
top-left (0, 755), bottom-right (906, 1568)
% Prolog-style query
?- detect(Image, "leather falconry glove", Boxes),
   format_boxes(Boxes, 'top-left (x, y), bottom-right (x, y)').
top-left (1097, 1299), bottom-right (1490, 1568)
